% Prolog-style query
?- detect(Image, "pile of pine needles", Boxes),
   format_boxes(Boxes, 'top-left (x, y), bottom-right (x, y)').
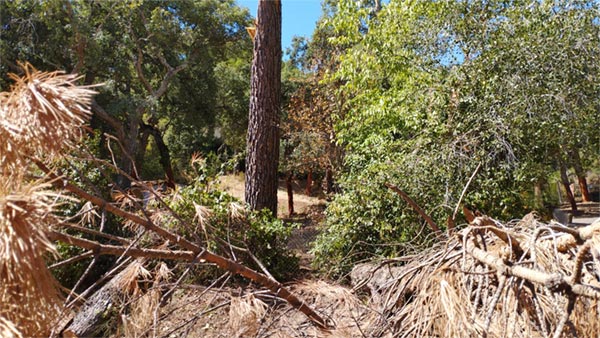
top-left (361, 213), bottom-right (600, 338)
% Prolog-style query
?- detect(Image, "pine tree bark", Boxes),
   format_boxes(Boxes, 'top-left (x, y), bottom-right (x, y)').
top-left (245, 0), bottom-right (281, 216)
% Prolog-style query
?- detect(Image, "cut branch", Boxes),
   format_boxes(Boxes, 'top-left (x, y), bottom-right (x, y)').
top-left (464, 236), bottom-right (600, 299)
top-left (56, 223), bottom-right (131, 245)
top-left (470, 216), bottom-right (525, 258)
top-left (385, 183), bottom-right (443, 237)
top-left (48, 231), bottom-right (196, 261)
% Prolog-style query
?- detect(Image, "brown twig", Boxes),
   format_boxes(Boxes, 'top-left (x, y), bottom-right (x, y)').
top-left (49, 250), bottom-right (94, 269)
top-left (571, 240), bottom-right (592, 284)
top-left (452, 162), bottom-right (482, 224)
top-left (471, 216), bottom-right (525, 259)
top-left (552, 295), bottom-right (576, 338)
top-left (464, 237), bottom-right (600, 299)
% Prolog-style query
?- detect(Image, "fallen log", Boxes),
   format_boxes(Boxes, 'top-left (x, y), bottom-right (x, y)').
top-left (62, 265), bottom-right (132, 338)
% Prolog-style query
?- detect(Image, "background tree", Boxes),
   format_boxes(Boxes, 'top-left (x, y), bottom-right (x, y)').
top-left (245, 0), bottom-right (282, 215)
top-left (281, 1), bottom-right (348, 197)
top-left (0, 0), bottom-right (253, 187)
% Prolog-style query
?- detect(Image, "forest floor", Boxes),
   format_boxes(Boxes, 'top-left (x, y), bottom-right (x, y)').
top-left (128, 177), bottom-right (600, 337)
top-left (142, 175), bottom-right (339, 338)
top-left (218, 173), bottom-right (328, 272)
top-left (558, 201), bottom-right (600, 226)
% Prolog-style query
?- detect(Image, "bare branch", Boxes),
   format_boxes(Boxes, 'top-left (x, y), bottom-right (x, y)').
top-left (35, 160), bottom-right (331, 330)
top-left (153, 53), bottom-right (188, 98)
top-left (91, 100), bottom-right (126, 142)
top-left (48, 231), bottom-right (196, 261)
top-left (464, 236), bottom-right (600, 299)
top-left (56, 223), bottom-right (131, 245)
top-left (49, 250), bottom-right (94, 269)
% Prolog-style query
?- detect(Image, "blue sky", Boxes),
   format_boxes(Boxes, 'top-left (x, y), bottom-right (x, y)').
top-left (236, 0), bottom-right (323, 53)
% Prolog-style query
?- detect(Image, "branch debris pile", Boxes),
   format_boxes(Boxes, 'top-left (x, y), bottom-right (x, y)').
top-left (358, 214), bottom-right (600, 338)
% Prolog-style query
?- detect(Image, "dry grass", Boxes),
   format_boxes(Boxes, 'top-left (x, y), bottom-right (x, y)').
top-left (0, 180), bottom-right (63, 337)
top-left (121, 261), bottom-right (173, 338)
top-left (0, 62), bottom-right (96, 174)
top-left (121, 280), bottom-right (374, 338)
top-left (116, 213), bottom-right (600, 337)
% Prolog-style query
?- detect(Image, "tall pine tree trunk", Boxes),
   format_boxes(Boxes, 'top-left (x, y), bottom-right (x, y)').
top-left (245, 0), bottom-right (281, 216)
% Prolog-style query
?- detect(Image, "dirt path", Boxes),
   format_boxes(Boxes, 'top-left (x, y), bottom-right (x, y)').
top-left (218, 174), bottom-right (327, 270)
top-left (554, 201), bottom-right (600, 226)
top-left (217, 173), bottom-right (326, 218)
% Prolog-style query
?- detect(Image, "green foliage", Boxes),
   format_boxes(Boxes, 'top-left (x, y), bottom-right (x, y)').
top-left (1, 0), bottom-right (253, 182)
top-left (311, 0), bottom-right (600, 275)
top-left (49, 242), bottom-right (89, 289)
top-left (312, 163), bottom-right (434, 276)
top-left (166, 167), bottom-right (298, 281)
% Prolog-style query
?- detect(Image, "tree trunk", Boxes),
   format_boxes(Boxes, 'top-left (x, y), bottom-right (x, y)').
top-left (286, 171), bottom-right (294, 217)
top-left (569, 149), bottom-right (591, 202)
top-left (533, 179), bottom-right (545, 210)
top-left (63, 265), bottom-right (133, 338)
top-left (305, 168), bottom-right (313, 196)
top-left (559, 159), bottom-right (578, 212)
top-left (140, 122), bottom-right (176, 188)
top-left (117, 109), bottom-right (143, 189)
top-left (325, 166), bottom-right (334, 194)
top-left (245, 0), bottom-right (281, 216)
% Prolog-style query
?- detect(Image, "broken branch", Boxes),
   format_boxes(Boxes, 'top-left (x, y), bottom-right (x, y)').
top-left (36, 160), bottom-right (331, 330)
top-left (385, 183), bottom-right (443, 237)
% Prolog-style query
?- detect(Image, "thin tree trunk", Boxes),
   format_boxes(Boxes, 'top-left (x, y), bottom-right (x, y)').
top-left (305, 169), bottom-right (313, 196)
top-left (118, 109), bottom-right (143, 189)
top-left (140, 122), bottom-right (176, 188)
top-left (245, 0), bottom-right (282, 216)
top-left (533, 179), bottom-right (544, 210)
top-left (569, 149), bottom-right (591, 202)
top-left (559, 159), bottom-right (578, 212)
top-left (325, 166), bottom-right (333, 194)
top-left (286, 171), bottom-right (294, 217)
top-left (136, 127), bottom-right (151, 171)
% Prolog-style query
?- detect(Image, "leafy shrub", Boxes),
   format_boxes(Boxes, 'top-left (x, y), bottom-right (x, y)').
top-left (167, 177), bottom-right (298, 281)
top-left (311, 161), bottom-right (435, 277)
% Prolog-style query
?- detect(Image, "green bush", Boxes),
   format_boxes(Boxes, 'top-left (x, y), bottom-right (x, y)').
top-left (167, 178), bottom-right (298, 281)
top-left (311, 162), bottom-right (434, 278)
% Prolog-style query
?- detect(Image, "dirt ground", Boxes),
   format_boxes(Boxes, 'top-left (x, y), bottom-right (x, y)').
top-left (218, 173), bottom-right (327, 271)
top-left (217, 173), bottom-right (327, 218)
